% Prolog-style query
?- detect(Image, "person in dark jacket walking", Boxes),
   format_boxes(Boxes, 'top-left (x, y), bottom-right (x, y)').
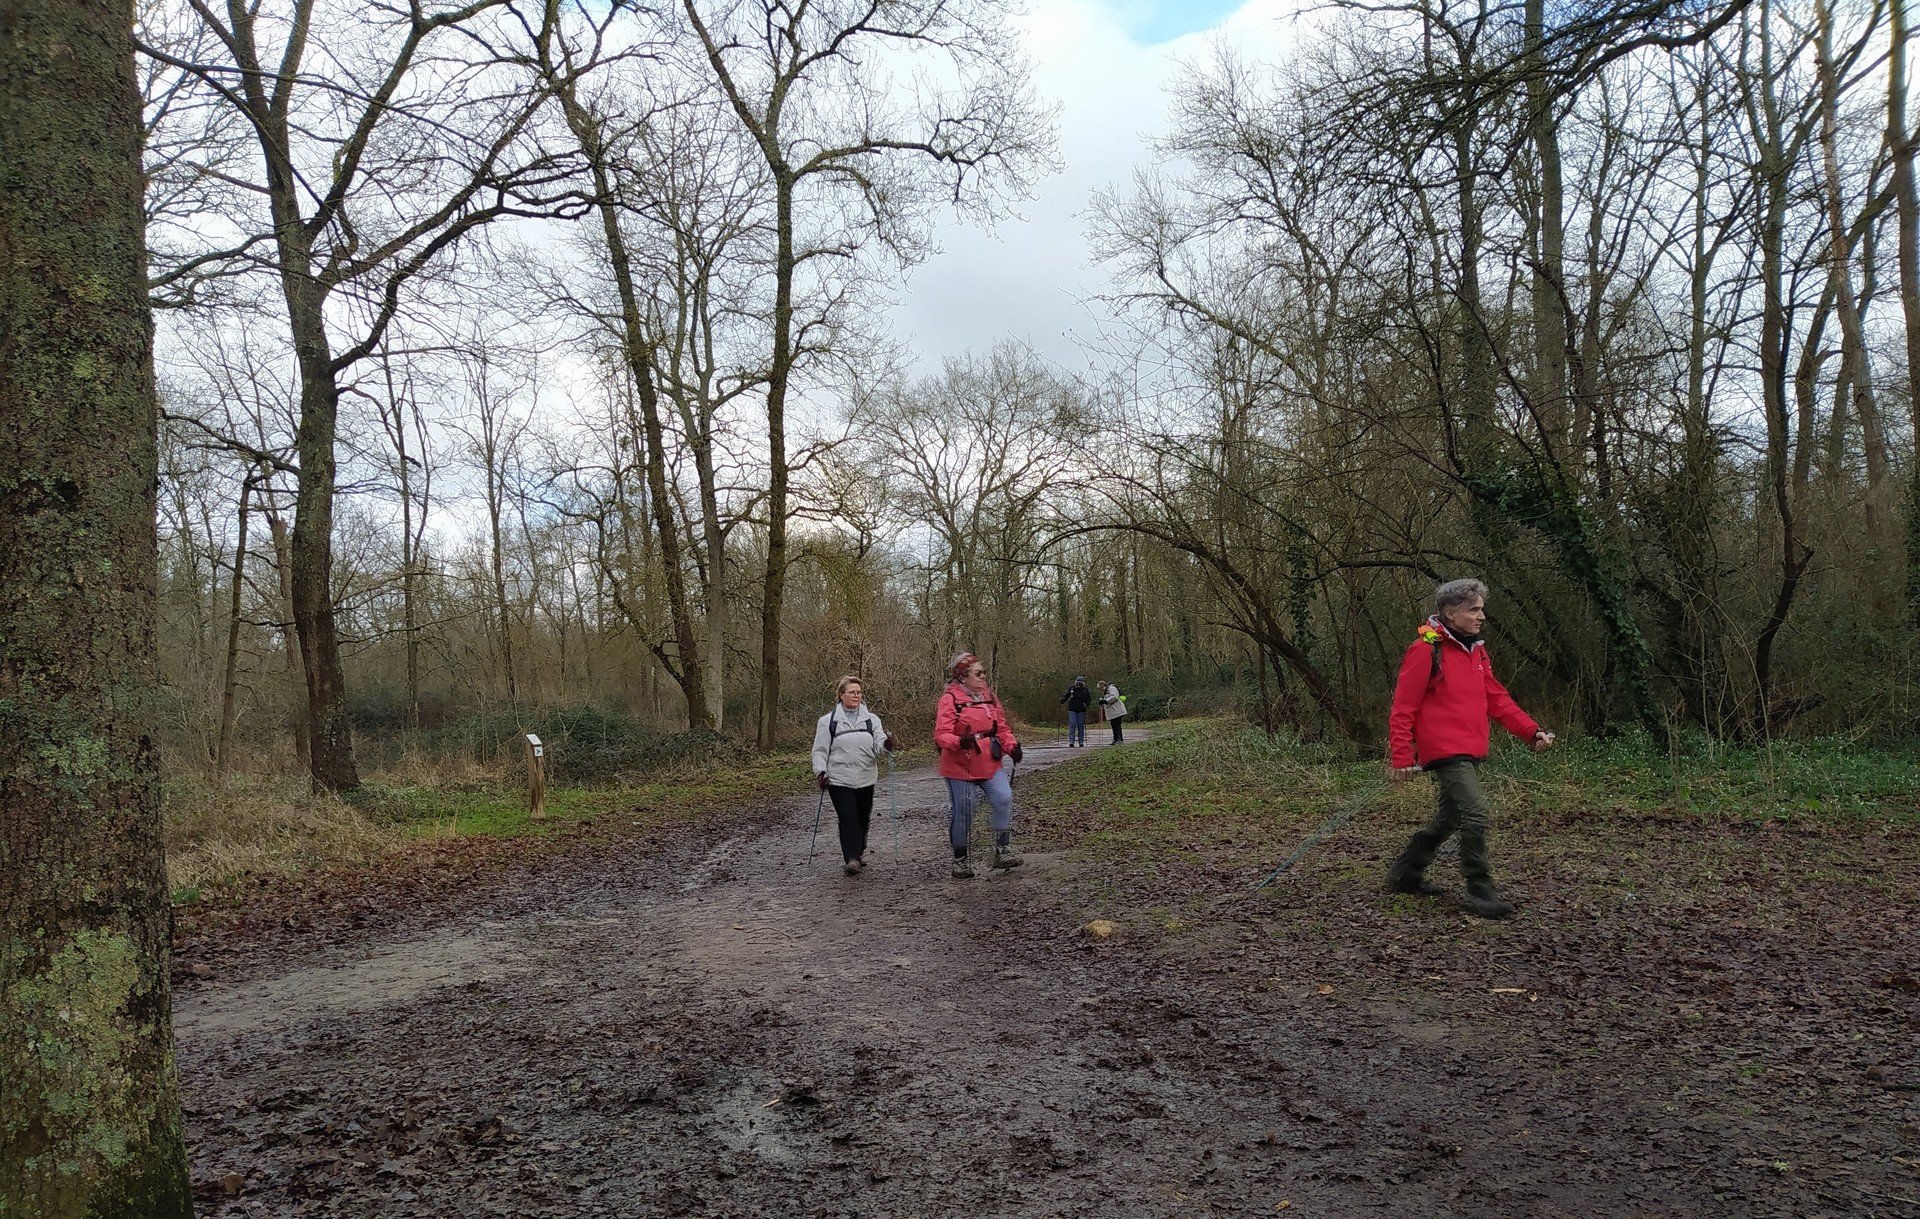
top-left (934, 653), bottom-right (1023, 878)
top-left (1384, 579), bottom-right (1554, 918)
top-left (1059, 676), bottom-right (1093, 747)
top-left (812, 676), bottom-right (899, 874)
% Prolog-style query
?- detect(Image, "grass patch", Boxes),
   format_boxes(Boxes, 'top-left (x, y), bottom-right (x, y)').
top-left (1495, 730), bottom-right (1920, 823)
top-left (164, 774), bottom-right (408, 894)
top-left (1021, 719), bottom-right (1920, 928)
top-left (165, 750), bottom-right (812, 897)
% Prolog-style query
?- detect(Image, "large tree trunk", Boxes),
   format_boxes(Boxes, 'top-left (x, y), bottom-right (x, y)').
top-left (757, 176), bottom-right (796, 748)
top-left (232, 0), bottom-right (358, 791)
top-left (1526, 0), bottom-right (1572, 445)
top-left (0, 0), bottom-right (193, 1211)
top-left (1889, 0), bottom-right (1920, 619)
top-left (696, 446), bottom-right (728, 732)
top-left (1815, 0), bottom-right (1888, 539)
top-left (286, 311), bottom-right (360, 791)
top-left (1750, 14), bottom-right (1815, 735)
top-left (216, 477), bottom-right (254, 778)
top-left (262, 496), bottom-right (310, 769)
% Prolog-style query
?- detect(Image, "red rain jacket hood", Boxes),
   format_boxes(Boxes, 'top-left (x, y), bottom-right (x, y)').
top-left (1387, 617), bottom-right (1540, 769)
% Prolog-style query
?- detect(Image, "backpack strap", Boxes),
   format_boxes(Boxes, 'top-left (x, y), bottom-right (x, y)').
top-left (950, 692), bottom-right (999, 740)
top-left (827, 711), bottom-right (876, 746)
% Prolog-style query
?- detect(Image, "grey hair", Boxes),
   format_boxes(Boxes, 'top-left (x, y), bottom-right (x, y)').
top-left (1434, 578), bottom-right (1489, 613)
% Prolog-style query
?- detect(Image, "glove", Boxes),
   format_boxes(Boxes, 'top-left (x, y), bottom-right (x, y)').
top-left (957, 732), bottom-right (978, 752)
top-left (883, 733), bottom-right (899, 752)
top-left (816, 773), bottom-right (829, 790)
top-left (1009, 744), bottom-right (1024, 764)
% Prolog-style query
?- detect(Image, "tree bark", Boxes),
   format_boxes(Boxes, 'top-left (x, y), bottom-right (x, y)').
top-left (261, 494), bottom-right (310, 769)
top-left (1890, 0), bottom-right (1920, 618)
top-left (1748, 3), bottom-right (1815, 734)
top-left (217, 0), bottom-right (359, 790)
top-left (215, 476), bottom-right (254, 778)
top-left (1526, 0), bottom-right (1572, 445)
top-left (1815, 0), bottom-right (1887, 537)
top-left (757, 173), bottom-right (796, 747)
top-left (0, 0), bottom-right (194, 1211)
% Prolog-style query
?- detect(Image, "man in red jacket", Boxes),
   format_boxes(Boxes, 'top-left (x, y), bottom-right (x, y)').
top-left (1385, 579), bottom-right (1555, 918)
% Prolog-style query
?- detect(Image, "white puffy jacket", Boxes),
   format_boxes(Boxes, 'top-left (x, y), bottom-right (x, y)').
top-left (811, 707), bottom-right (889, 788)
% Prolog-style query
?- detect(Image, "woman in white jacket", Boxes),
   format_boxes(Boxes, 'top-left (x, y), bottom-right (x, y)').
top-left (1098, 679), bottom-right (1127, 743)
top-left (811, 676), bottom-right (898, 874)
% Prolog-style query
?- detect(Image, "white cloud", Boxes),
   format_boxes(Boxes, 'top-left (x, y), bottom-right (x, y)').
top-left (883, 0), bottom-right (1303, 377)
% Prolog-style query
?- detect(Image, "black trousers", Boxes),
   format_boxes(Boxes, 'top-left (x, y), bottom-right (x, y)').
top-left (828, 784), bottom-right (875, 862)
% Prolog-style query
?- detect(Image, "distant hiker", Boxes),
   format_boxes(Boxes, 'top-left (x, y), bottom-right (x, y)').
top-left (1059, 675), bottom-right (1093, 747)
top-left (934, 652), bottom-right (1024, 878)
top-left (812, 676), bottom-right (899, 875)
top-left (1384, 578), bottom-right (1555, 919)
top-left (1098, 679), bottom-right (1127, 743)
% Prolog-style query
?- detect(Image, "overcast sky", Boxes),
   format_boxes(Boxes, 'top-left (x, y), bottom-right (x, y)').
top-left (884, 0), bottom-right (1305, 377)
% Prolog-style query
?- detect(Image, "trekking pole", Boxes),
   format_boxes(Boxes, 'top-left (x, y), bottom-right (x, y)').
top-left (1250, 779), bottom-right (1390, 890)
top-left (807, 786), bottom-right (828, 863)
top-left (886, 749), bottom-right (900, 853)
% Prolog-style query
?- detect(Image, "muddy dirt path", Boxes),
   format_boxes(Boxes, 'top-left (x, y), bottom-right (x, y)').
top-left (176, 738), bottom-right (1920, 1217)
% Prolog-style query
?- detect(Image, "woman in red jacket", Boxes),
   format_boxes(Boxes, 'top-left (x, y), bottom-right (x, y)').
top-left (1385, 579), bottom-right (1554, 918)
top-left (934, 652), bottom-right (1023, 878)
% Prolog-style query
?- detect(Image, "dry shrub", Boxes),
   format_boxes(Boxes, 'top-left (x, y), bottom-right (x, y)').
top-left (164, 775), bottom-right (403, 893)
top-left (375, 745), bottom-right (512, 789)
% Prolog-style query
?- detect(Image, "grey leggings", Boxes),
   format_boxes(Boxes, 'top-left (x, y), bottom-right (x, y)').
top-left (946, 771), bottom-right (1013, 854)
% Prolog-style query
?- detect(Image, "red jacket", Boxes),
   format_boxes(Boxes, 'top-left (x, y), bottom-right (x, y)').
top-left (1388, 619), bottom-right (1539, 769)
top-left (933, 682), bottom-right (1019, 780)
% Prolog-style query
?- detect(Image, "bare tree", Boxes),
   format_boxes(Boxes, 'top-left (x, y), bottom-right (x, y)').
top-left (864, 345), bottom-right (1084, 671)
top-left (678, 0), bottom-right (1055, 745)
top-left (145, 0), bottom-right (572, 789)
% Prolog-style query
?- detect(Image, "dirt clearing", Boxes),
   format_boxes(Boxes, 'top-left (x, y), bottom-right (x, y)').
top-left (176, 737), bottom-right (1920, 1216)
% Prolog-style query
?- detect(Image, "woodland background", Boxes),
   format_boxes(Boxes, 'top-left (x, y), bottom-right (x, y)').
top-left (138, 0), bottom-right (1920, 793)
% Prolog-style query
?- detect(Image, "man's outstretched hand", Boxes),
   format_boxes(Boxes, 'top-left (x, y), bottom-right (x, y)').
top-left (1531, 730), bottom-right (1557, 752)
top-left (1388, 765), bottom-right (1422, 782)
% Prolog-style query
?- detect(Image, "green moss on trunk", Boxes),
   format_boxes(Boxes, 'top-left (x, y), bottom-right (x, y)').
top-left (0, 0), bottom-right (194, 1213)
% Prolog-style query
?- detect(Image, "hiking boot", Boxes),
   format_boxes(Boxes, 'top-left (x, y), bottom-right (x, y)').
top-left (1384, 831), bottom-right (1446, 896)
top-left (1462, 885), bottom-right (1514, 919)
top-left (1383, 856), bottom-right (1445, 897)
top-left (854, 855), bottom-right (867, 870)
top-left (990, 841), bottom-right (1024, 869)
top-left (951, 855), bottom-right (975, 879)
top-left (843, 860), bottom-right (860, 876)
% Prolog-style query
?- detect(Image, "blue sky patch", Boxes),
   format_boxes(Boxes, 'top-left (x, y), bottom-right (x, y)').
top-left (1117, 0), bottom-right (1248, 44)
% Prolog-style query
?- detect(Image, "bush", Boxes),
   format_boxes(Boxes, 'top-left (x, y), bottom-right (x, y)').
top-left (408, 706), bottom-right (752, 787)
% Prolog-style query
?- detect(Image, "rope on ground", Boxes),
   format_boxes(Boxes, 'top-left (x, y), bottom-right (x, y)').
top-left (1250, 779), bottom-right (1390, 890)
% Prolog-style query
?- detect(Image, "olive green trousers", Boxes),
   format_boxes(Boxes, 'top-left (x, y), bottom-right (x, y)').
top-left (1395, 758), bottom-right (1496, 892)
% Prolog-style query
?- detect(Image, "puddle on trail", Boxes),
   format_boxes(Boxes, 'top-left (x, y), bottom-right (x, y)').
top-left (173, 927), bottom-right (523, 1040)
top-left (702, 1080), bottom-right (810, 1166)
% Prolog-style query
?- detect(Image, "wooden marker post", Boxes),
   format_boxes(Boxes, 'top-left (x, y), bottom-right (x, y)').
top-left (526, 733), bottom-right (546, 821)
